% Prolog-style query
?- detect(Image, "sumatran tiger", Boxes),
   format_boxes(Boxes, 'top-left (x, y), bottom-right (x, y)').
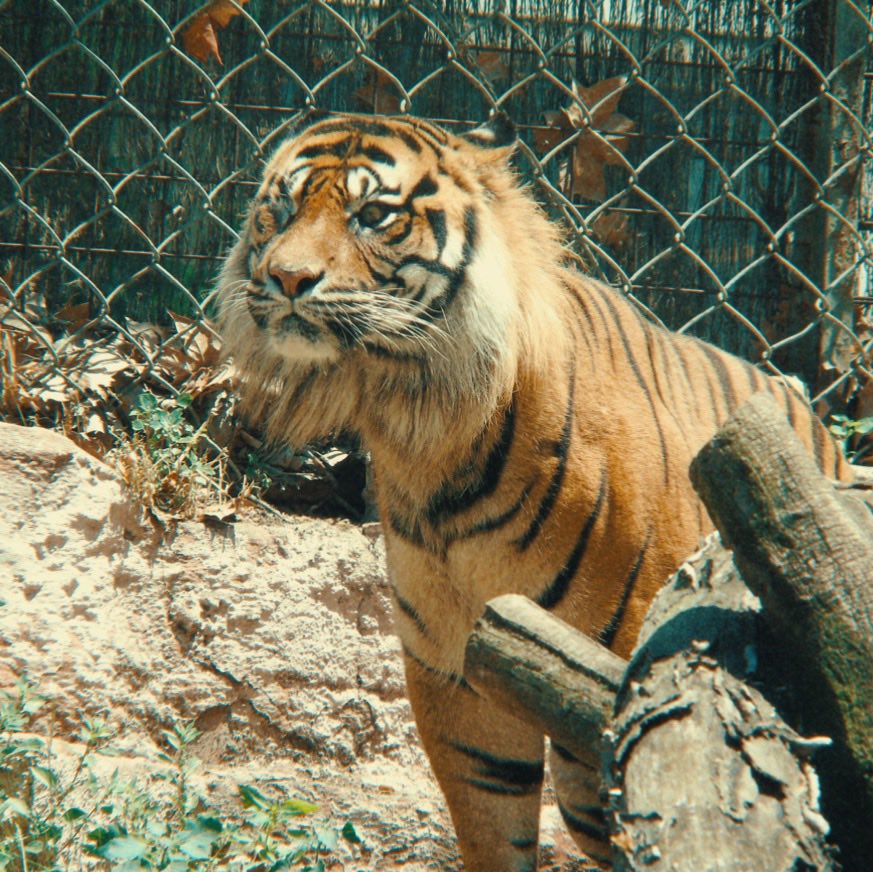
top-left (216, 112), bottom-right (850, 871)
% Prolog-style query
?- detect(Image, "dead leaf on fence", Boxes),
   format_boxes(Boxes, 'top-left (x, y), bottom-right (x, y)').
top-left (55, 300), bottom-right (92, 331)
top-left (353, 69), bottom-right (403, 114)
top-left (182, 0), bottom-right (249, 65)
top-left (534, 76), bottom-right (635, 202)
top-left (590, 210), bottom-right (631, 249)
top-left (465, 49), bottom-right (509, 85)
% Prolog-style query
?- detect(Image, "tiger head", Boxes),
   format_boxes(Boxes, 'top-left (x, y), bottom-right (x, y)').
top-left (217, 113), bottom-right (565, 451)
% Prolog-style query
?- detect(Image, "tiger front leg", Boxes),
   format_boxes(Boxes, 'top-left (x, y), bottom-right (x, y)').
top-left (404, 652), bottom-right (545, 872)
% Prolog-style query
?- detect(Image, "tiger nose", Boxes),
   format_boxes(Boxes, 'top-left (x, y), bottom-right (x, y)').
top-left (270, 267), bottom-right (322, 299)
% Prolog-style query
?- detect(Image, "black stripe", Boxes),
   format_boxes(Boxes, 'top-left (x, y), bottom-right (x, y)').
top-left (779, 382), bottom-right (798, 429)
top-left (385, 213), bottom-right (413, 245)
top-left (424, 206), bottom-right (477, 316)
top-left (402, 644), bottom-right (473, 690)
top-left (425, 208), bottom-right (447, 256)
top-left (573, 284), bottom-right (617, 363)
top-left (360, 143), bottom-right (396, 165)
top-left (387, 509), bottom-right (425, 548)
top-left (296, 141), bottom-right (350, 160)
top-left (310, 119), bottom-right (423, 153)
top-left (746, 361), bottom-right (764, 395)
top-left (551, 743), bottom-right (602, 774)
top-left (361, 342), bottom-right (424, 363)
top-left (406, 174), bottom-right (438, 202)
top-left (643, 323), bottom-right (673, 408)
top-left (537, 464), bottom-right (608, 610)
top-left (426, 402), bottom-right (515, 524)
top-left (670, 339), bottom-right (709, 428)
top-left (551, 742), bottom-right (580, 763)
top-left (564, 283), bottom-right (598, 358)
top-left (324, 316), bottom-right (361, 348)
top-left (596, 291), bottom-right (670, 484)
top-left (453, 743), bottom-right (544, 796)
top-left (700, 343), bottom-right (739, 413)
top-left (393, 588), bottom-right (429, 637)
top-left (449, 481), bottom-right (534, 542)
top-left (599, 525), bottom-right (653, 648)
top-left (515, 363), bottom-right (575, 550)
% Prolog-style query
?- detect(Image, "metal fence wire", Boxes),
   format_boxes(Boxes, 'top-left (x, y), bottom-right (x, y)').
top-left (1, 1), bottom-right (872, 453)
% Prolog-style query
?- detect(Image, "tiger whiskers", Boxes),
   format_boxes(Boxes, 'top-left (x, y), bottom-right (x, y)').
top-left (304, 288), bottom-right (449, 359)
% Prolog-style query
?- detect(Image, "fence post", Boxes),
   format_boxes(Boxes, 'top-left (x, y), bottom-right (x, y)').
top-left (795, 0), bottom-right (868, 403)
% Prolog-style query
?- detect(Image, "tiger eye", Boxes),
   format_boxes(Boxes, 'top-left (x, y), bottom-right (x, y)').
top-left (357, 201), bottom-right (394, 229)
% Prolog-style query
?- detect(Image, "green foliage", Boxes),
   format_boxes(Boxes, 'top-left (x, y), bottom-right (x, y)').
top-left (0, 679), bottom-right (361, 872)
top-left (114, 391), bottom-right (221, 517)
top-left (828, 413), bottom-right (873, 464)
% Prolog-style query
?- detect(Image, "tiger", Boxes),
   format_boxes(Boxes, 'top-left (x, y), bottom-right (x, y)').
top-left (216, 111), bottom-right (850, 871)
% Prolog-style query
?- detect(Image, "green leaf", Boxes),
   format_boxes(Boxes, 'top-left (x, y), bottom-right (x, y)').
top-left (1, 797), bottom-right (30, 818)
top-left (238, 784), bottom-right (271, 810)
top-left (63, 806), bottom-right (88, 823)
top-left (95, 834), bottom-right (150, 862)
top-left (31, 764), bottom-right (59, 790)
top-left (278, 798), bottom-right (317, 817)
top-left (313, 826), bottom-right (337, 852)
top-left (178, 827), bottom-right (220, 860)
top-left (341, 821), bottom-right (362, 844)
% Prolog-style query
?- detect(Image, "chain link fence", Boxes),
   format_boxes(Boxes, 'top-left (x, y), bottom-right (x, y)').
top-left (2, 0), bottom-right (872, 479)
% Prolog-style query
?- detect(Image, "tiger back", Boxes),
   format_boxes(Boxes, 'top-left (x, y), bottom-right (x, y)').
top-left (217, 112), bottom-right (850, 871)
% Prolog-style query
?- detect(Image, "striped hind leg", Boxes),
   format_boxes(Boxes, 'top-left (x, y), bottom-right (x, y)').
top-left (549, 740), bottom-right (611, 868)
top-left (404, 653), bottom-right (545, 872)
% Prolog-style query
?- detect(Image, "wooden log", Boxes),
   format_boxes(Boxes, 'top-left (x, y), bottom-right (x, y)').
top-left (463, 593), bottom-right (626, 761)
top-left (606, 535), bottom-right (834, 872)
top-left (690, 392), bottom-right (873, 867)
top-left (464, 539), bottom-right (835, 870)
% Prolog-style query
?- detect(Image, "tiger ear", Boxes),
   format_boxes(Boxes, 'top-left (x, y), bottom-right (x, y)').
top-left (462, 112), bottom-right (517, 150)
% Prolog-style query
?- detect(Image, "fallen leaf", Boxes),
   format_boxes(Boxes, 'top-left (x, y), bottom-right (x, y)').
top-left (534, 76), bottom-right (635, 202)
top-left (181, 0), bottom-right (249, 65)
top-left (55, 300), bottom-right (92, 331)
top-left (353, 69), bottom-right (402, 114)
top-left (590, 210), bottom-right (631, 249)
top-left (183, 12), bottom-right (222, 64)
top-left (467, 49), bottom-right (509, 85)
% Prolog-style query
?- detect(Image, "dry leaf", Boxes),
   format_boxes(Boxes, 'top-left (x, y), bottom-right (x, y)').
top-left (182, 0), bottom-right (249, 65)
top-left (353, 69), bottom-right (402, 114)
top-left (469, 50), bottom-right (509, 85)
top-left (55, 300), bottom-right (92, 331)
top-left (590, 211), bottom-right (631, 249)
top-left (535, 76), bottom-right (635, 202)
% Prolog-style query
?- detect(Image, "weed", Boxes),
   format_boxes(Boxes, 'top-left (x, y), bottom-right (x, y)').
top-left (828, 413), bottom-right (873, 464)
top-left (111, 391), bottom-right (223, 518)
top-left (0, 679), bottom-right (361, 872)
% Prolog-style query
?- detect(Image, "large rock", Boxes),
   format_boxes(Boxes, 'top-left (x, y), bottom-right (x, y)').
top-left (0, 423), bottom-right (584, 870)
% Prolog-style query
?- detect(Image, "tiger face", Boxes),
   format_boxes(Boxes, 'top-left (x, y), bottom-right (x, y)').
top-left (227, 114), bottom-right (518, 365)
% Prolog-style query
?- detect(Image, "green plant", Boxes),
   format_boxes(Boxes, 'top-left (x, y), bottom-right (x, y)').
top-left (0, 679), bottom-right (361, 872)
top-left (828, 413), bottom-right (873, 464)
top-left (114, 391), bottom-right (221, 517)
